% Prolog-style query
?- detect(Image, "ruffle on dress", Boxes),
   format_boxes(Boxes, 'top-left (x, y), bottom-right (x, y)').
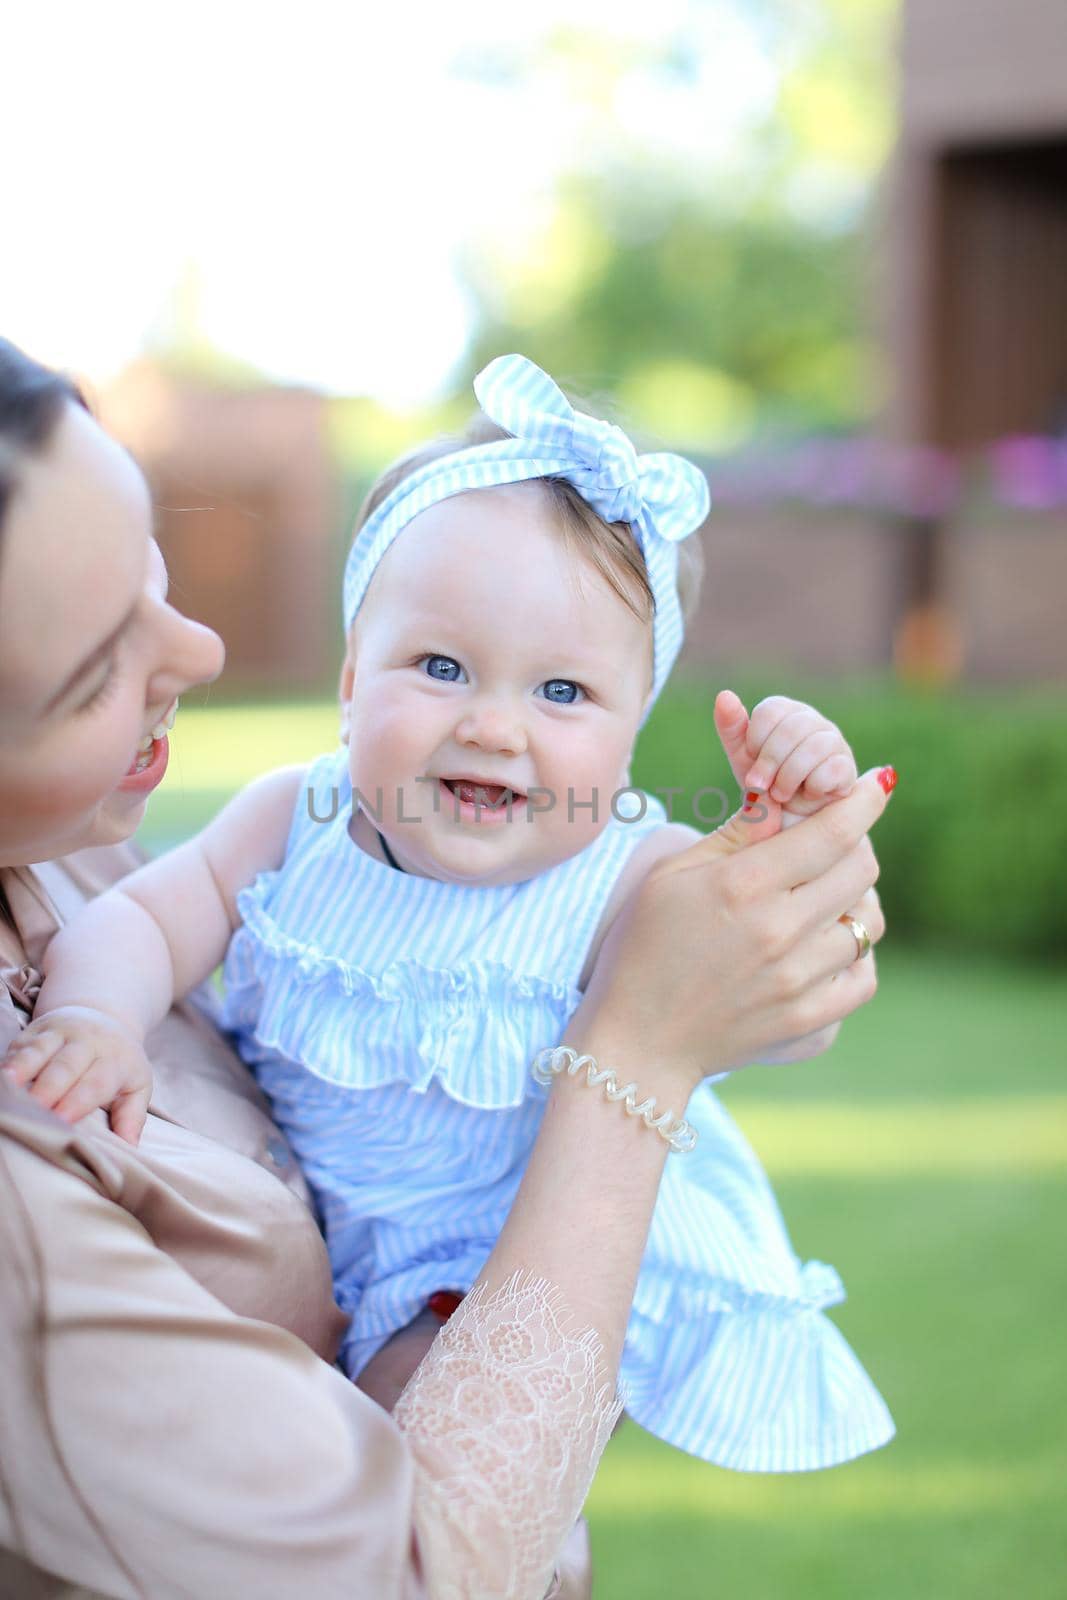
top-left (615, 1082), bottom-right (896, 1470)
top-left (622, 1261), bottom-right (895, 1471)
top-left (223, 879), bottom-right (581, 1109)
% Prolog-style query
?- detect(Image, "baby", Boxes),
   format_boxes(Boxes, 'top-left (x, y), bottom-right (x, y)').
top-left (4, 355), bottom-right (893, 1472)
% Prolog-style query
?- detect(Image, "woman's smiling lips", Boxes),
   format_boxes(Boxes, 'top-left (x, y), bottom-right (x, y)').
top-left (117, 733), bottom-right (170, 795)
top-left (117, 699), bottom-right (179, 796)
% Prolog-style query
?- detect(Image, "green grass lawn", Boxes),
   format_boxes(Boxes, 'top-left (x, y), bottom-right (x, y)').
top-left (144, 693), bottom-right (1067, 1600)
top-left (587, 948), bottom-right (1067, 1600)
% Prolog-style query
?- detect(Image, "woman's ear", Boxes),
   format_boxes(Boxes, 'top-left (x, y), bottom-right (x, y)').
top-left (339, 650), bottom-right (355, 745)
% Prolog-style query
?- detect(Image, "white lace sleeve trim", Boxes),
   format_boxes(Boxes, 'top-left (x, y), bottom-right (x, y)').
top-left (393, 1270), bottom-right (623, 1600)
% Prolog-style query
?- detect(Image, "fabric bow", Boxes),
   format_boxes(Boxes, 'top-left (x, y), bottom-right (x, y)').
top-left (474, 355), bottom-right (709, 541)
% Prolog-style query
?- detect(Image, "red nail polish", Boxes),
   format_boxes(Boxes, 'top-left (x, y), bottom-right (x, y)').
top-left (428, 1289), bottom-right (465, 1322)
top-left (877, 766), bottom-right (898, 796)
top-left (743, 790), bottom-right (760, 813)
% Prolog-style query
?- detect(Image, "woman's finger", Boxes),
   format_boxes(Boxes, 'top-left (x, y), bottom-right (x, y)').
top-left (760, 888), bottom-right (884, 1013)
top-left (853, 883), bottom-right (885, 930)
top-left (753, 766), bottom-right (896, 892)
top-left (779, 948), bottom-right (880, 1039)
top-left (791, 832), bottom-right (881, 933)
top-left (826, 892), bottom-right (886, 974)
top-left (804, 885), bottom-right (888, 1001)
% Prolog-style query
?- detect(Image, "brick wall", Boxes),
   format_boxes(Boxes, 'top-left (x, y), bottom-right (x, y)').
top-left (677, 507), bottom-right (1067, 684)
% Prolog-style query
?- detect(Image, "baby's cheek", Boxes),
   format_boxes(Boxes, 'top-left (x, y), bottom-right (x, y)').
top-left (546, 743), bottom-right (624, 842)
top-left (349, 696), bottom-right (417, 769)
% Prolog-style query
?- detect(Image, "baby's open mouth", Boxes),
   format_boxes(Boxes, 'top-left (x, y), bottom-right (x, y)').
top-left (440, 778), bottom-right (524, 809)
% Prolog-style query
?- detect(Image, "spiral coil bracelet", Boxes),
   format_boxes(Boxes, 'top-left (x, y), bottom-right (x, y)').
top-left (531, 1046), bottom-right (698, 1154)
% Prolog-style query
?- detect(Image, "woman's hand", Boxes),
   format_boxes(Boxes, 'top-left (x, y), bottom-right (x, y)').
top-left (569, 765), bottom-right (894, 1104)
top-left (754, 876), bottom-right (885, 1063)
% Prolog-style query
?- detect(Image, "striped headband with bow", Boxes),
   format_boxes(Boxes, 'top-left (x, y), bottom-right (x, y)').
top-left (342, 354), bottom-right (710, 718)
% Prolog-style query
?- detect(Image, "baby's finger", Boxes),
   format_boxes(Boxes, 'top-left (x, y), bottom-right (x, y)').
top-left (25, 1043), bottom-right (94, 1111)
top-left (2, 1024), bottom-right (64, 1062)
top-left (745, 708), bottom-right (822, 792)
top-left (768, 731), bottom-right (845, 802)
top-left (111, 1085), bottom-right (151, 1146)
top-left (802, 752), bottom-right (858, 797)
top-left (745, 696), bottom-right (807, 757)
top-left (2, 1032), bottom-right (65, 1084)
top-left (52, 1058), bottom-right (125, 1124)
top-left (712, 689), bottom-right (753, 791)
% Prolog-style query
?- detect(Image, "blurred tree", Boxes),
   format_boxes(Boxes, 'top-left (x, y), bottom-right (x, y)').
top-left (454, 0), bottom-right (898, 447)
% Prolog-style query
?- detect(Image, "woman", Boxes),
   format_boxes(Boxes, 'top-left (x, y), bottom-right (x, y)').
top-left (0, 339), bottom-right (889, 1599)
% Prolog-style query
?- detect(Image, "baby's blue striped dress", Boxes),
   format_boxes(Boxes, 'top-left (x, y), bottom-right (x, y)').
top-left (221, 748), bottom-right (894, 1472)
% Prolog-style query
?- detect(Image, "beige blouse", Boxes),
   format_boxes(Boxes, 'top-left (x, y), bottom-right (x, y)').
top-left (0, 845), bottom-right (596, 1600)
top-left (0, 844), bottom-right (426, 1598)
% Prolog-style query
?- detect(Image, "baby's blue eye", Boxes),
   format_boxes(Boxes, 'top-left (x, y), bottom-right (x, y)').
top-left (424, 655), bottom-right (464, 682)
top-left (541, 680), bottom-right (582, 705)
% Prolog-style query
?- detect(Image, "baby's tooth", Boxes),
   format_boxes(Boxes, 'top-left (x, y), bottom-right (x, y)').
top-left (164, 701), bottom-right (178, 730)
top-left (150, 721), bottom-right (167, 740)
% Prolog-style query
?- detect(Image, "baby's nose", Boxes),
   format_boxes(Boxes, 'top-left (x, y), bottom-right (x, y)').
top-left (455, 702), bottom-right (528, 757)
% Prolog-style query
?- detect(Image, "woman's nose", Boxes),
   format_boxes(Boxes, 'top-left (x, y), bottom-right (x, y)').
top-left (455, 700), bottom-right (528, 758)
top-left (146, 605), bottom-right (226, 705)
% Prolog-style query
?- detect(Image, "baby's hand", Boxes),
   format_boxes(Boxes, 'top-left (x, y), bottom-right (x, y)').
top-left (714, 691), bottom-right (857, 818)
top-left (1, 1005), bottom-right (152, 1145)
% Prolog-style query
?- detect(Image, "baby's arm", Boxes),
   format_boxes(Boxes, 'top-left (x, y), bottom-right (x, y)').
top-left (1, 765), bottom-right (306, 1141)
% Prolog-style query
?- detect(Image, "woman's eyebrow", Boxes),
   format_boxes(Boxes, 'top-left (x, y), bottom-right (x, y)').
top-left (43, 601), bottom-right (139, 713)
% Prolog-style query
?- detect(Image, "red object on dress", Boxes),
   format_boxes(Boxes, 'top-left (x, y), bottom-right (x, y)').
top-left (427, 1290), bottom-right (465, 1322)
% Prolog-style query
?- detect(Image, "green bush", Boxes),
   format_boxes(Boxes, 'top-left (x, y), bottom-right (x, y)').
top-left (633, 675), bottom-right (1067, 961)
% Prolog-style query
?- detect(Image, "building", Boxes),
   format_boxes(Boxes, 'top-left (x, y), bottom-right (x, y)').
top-left (101, 362), bottom-right (337, 693)
top-left (681, 0), bottom-right (1067, 687)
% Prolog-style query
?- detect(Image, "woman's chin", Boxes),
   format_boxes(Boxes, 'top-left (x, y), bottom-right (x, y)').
top-left (19, 793), bottom-right (149, 865)
top-left (22, 765), bottom-right (161, 862)
top-left (88, 735), bottom-right (170, 847)
top-left (96, 789), bottom-right (151, 839)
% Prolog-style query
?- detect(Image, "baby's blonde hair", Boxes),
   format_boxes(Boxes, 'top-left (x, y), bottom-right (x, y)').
top-left (352, 412), bottom-right (705, 633)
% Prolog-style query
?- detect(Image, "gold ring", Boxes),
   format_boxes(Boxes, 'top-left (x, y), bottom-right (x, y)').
top-left (838, 913), bottom-right (872, 961)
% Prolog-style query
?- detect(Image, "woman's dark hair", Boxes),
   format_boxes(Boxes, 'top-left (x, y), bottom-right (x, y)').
top-left (0, 338), bottom-right (87, 539)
